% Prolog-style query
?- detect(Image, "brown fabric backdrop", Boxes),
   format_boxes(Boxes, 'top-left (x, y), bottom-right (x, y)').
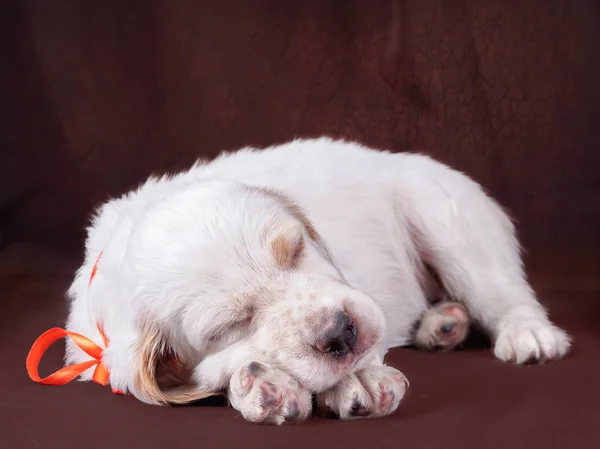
top-left (2, 0), bottom-right (599, 285)
top-left (1, 1), bottom-right (600, 448)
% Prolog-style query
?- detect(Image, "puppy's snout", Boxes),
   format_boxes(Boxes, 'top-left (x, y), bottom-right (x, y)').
top-left (316, 311), bottom-right (357, 357)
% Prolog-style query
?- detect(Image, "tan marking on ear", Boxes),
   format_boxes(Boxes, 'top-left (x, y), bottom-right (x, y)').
top-left (134, 319), bottom-right (222, 405)
top-left (271, 232), bottom-right (305, 269)
top-left (248, 185), bottom-right (339, 269)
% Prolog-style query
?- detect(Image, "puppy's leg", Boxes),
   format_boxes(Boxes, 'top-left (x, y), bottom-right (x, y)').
top-left (193, 341), bottom-right (311, 425)
top-left (413, 301), bottom-right (471, 351)
top-left (408, 165), bottom-right (571, 363)
top-left (315, 353), bottom-right (408, 420)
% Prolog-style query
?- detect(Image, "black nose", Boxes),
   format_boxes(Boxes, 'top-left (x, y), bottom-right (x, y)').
top-left (316, 312), bottom-right (357, 357)
top-left (440, 323), bottom-right (455, 334)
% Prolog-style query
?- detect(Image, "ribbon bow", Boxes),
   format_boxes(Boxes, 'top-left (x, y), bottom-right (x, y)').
top-left (25, 251), bottom-right (123, 394)
top-left (26, 326), bottom-right (112, 387)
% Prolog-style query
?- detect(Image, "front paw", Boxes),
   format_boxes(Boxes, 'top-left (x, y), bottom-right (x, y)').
top-left (315, 365), bottom-right (408, 420)
top-left (228, 362), bottom-right (312, 425)
top-left (494, 317), bottom-right (571, 364)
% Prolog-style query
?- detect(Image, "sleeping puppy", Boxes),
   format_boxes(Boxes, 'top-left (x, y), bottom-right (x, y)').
top-left (65, 138), bottom-right (570, 424)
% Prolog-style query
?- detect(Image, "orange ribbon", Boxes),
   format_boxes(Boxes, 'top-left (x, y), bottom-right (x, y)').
top-left (26, 251), bottom-right (123, 395)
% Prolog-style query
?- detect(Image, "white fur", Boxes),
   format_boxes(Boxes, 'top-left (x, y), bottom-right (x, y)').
top-left (64, 137), bottom-right (570, 423)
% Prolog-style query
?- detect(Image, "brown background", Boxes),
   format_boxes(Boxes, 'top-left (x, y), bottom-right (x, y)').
top-left (1, 1), bottom-right (599, 448)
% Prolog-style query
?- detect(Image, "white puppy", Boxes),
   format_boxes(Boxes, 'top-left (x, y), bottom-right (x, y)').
top-left (64, 138), bottom-right (570, 424)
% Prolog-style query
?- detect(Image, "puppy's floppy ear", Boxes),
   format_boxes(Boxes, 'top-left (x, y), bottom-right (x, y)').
top-left (251, 186), bottom-right (338, 268)
top-left (270, 229), bottom-right (305, 269)
top-left (134, 318), bottom-right (220, 405)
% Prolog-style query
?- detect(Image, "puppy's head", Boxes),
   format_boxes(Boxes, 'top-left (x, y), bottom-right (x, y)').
top-left (230, 185), bottom-right (387, 392)
top-left (130, 182), bottom-right (386, 398)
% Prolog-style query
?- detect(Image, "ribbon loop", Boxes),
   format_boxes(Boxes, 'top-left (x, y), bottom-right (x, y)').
top-left (26, 327), bottom-right (107, 386)
top-left (27, 251), bottom-right (124, 395)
